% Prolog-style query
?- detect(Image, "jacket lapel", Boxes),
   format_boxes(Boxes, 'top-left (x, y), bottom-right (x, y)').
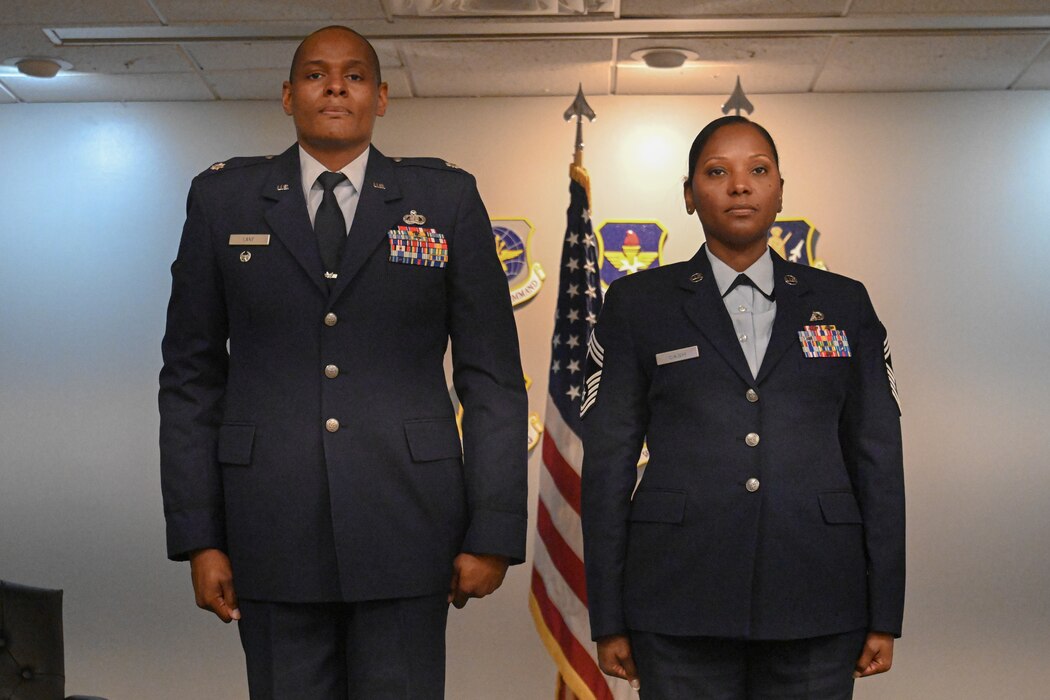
top-left (329, 147), bottom-right (403, 303)
top-left (262, 144), bottom-right (327, 296)
top-left (679, 245), bottom-right (756, 387)
top-left (754, 252), bottom-right (812, 385)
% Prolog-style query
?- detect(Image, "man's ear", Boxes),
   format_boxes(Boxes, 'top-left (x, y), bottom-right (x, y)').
top-left (281, 81), bottom-right (293, 116)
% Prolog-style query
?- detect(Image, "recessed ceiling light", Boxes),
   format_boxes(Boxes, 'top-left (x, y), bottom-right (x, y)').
top-left (629, 48), bottom-right (700, 69)
top-left (2, 56), bottom-right (73, 78)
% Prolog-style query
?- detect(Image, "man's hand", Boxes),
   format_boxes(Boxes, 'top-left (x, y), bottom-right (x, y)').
top-left (189, 548), bottom-right (240, 623)
top-left (447, 553), bottom-right (509, 609)
top-left (854, 632), bottom-right (894, 678)
top-left (596, 635), bottom-right (641, 690)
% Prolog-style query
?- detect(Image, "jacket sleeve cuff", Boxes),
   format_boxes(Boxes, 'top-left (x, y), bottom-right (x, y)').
top-left (460, 508), bottom-right (527, 564)
top-left (165, 507), bottom-right (226, 561)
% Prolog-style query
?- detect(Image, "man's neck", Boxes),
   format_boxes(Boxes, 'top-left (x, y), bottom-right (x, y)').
top-left (298, 141), bottom-right (369, 172)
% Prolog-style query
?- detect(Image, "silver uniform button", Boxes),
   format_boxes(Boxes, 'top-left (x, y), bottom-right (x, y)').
top-left (739, 334), bottom-right (748, 342)
top-left (325, 418), bottom-right (340, 433)
top-left (745, 432), bottom-right (760, 447)
top-left (745, 478), bottom-right (760, 492)
top-left (324, 364), bottom-right (339, 379)
top-left (746, 388), bottom-right (759, 402)
top-left (324, 312), bottom-right (338, 327)
top-left (738, 305), bottom-right (747, 313)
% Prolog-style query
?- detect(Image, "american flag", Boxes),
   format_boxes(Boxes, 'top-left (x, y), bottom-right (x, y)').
top-left (528, 163), bottom-right (637, 700)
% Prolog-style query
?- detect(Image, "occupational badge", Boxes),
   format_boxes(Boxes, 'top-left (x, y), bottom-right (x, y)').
top-left (768, 218), bottom-right (827, 270)
top-left (595, 221), bottom-right (668, 290)
top-left (491, 218), bottom-right (545, 307)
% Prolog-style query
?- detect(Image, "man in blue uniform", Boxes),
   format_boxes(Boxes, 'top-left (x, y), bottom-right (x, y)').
top-left (159, 26), bottom-right (527, 699)
top-left (581, 117), bottom-right (904, 698)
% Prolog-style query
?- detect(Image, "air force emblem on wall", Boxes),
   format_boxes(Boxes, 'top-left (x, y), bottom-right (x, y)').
top-left (492, 219), bottom-right (545, 307)
top-left (768, 218), bottom-right (827, 270)
top-left (595, 221), bottom-right (668, 289)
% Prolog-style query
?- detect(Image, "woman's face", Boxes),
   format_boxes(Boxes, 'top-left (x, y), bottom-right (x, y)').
top-left (684, 123), bottom-right (783, 255)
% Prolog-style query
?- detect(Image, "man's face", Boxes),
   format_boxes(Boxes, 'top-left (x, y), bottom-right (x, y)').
top-left (282, 28), bottom-right (388, 162)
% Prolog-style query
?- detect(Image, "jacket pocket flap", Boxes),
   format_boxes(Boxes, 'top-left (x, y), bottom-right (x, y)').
top-left (217, 423), bottom-right (255, 465)
top-left (819, 491), bottom-right (862, 524)
top-left (629, 490), bottom-right (686, 523)
top-left (404, 418), bottom-right (462, 462)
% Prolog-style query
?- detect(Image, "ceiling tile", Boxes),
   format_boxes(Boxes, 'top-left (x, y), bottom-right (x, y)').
top-left (205, 68), bottom-right (287, 100)
top-left (184, 41), bottom-right (401, 71)
top-left (618, 36), bottom-right (830, 64)
top-left (0, 26), bottom-right (192, 74)
top-left (616, 62), bottom-right (818, 95)
top-left (2, 72), bottom-right (214, 102)
top-left (151, 0), bottom-right (388, 23)
top-left (0, 0), bottom-right (158, 25)
top-left (204, 66), bottom-right (413, 99)
top-left (1013, 39), bottom-right (1050, 89)
top-left (402, 39), bottom-right (612, 97)
top-left (814, 34), bottom-right (1049, 91)
top-left (849, 0), bottom-right (1050, 13)
top-left (616, 36), bottom-right (828, 95)
top-left (619, 0), bottom-right (848, 17)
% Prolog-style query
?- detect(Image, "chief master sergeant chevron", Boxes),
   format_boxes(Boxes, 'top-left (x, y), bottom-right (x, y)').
top-left (158, 25), bottom-right (527, 699)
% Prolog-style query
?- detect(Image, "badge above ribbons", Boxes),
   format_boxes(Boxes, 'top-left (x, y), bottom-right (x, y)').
top-left (768, 218), bottom-right (827, 270)
top-left (596, 220), bottom-right (668, 290)
top-left (492, 218), bottom-right (545, 307)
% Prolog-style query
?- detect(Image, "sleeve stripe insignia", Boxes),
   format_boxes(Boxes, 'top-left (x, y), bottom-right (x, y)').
top-left (580, 331), bottom-right (604, 418)
top-left (884, 335), bottom-right (902, 414)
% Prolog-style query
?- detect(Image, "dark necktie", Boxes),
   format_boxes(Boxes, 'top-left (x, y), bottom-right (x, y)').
top-left (723, 273), bottom-right (775, 302)
top-left (315, 171), bottom-right (348, 275)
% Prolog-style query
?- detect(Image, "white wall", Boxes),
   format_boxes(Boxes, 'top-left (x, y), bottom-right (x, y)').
top-left (2, 91), bottom-right (1049, 699)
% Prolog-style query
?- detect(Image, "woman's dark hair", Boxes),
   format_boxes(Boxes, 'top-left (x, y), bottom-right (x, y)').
top-left (686, 115), bottom-right (779, 182)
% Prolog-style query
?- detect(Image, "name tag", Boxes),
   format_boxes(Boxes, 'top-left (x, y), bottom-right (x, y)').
top-left (655, 346), bottom-right (699, 366)
top-left (228, 234), bottom-right (271, 246)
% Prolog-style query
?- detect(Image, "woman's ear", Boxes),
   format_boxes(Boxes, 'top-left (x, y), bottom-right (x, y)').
top-left (684, 181), bottom-right (695, 215)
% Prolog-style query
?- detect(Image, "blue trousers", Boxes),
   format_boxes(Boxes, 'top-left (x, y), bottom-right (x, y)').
top-left (631, 628), bottom-right (867, 700)
top-left (237, 595), bottom-right (448, 700)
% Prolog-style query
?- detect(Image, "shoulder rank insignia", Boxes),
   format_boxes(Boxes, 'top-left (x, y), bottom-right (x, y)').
top-left (492, 218), bottom-right (545, 307)
top-left (403, 210), bottom-right (426, 225)
top-left (595, 221), bottom-right (668, 290)
top-left (209, 162), bottom-right (225, 171)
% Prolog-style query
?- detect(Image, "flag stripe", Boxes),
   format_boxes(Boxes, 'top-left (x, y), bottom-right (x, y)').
top-left (542, 431), bottom-right (583, 516)
top-left (537, 498), bottom-right (589, 605)
top-left (531, 569), bottom-right (615, 700)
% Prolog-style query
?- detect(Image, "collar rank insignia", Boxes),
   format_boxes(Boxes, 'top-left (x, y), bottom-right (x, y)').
top-left (595, 220), bottom-right (668, 290)
top-left (768, 218), bottom-right (827, 270)
top-left (403, 210), bottom-right (426, 225)
top-left (492, 219), bottom-right (545, 307)
top-left (373, 182), bottom-right (386, 189)
top-left (799, 324), bottom-right (851, 358)
top-left (276, 183), bottom-right (289, 191)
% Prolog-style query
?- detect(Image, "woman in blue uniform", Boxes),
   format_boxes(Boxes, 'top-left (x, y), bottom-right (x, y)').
top-left (580, 116), bottom-right (904, 699)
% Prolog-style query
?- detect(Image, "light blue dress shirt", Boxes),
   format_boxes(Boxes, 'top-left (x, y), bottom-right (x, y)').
top-left (298, 145), bottom-right (370, 232)
top-left (705, 246), bottom-right (777, 379)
